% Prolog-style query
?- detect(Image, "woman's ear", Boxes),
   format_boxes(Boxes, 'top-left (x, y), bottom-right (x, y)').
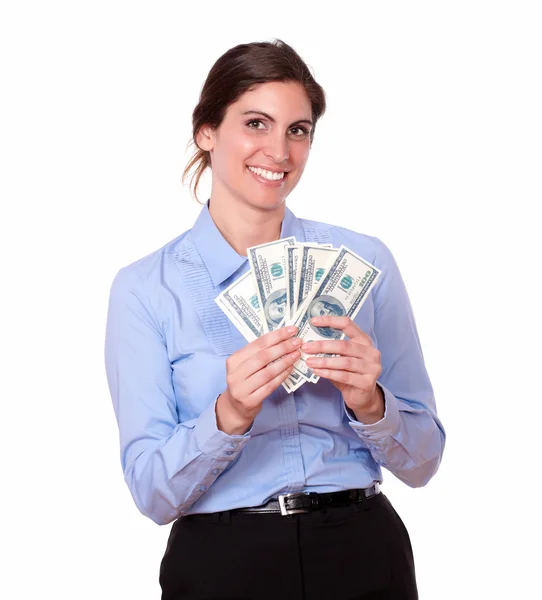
top-left (196, 125), bottom-right (215, 152)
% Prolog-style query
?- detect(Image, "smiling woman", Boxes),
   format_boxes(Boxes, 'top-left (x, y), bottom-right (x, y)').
top-left (183, 41), bottom-right (325, 219)
top-left (105, 39), bottom-right (445, 600)
top-left (195, 80), bottom-right (313, 209)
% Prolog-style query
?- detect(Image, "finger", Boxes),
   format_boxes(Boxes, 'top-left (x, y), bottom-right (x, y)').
top-left (307, 355), bottom-right (382, 379)
top-left (302, 339), bottom-right (379, 358)
top-left (258, 325), bottom-right (299, 350)
top-left (302, 339), bottom-right (363, 357)
top-left (309, 316), bottom-right (372, 346)
top-left (306, 355), bottom-right (365, 373)
top-left (310, 367), bottom-right (373, 390)
top-left (241, 336), bottom-right (303, 381)
top-left (248, 362), bottom-right (299, 405)
top-left (244, 349), bottom-right (301, 398)
top-left (229, 325), bottom-right (298, 368)
top-left (230, 348), bottom-right (299, 402)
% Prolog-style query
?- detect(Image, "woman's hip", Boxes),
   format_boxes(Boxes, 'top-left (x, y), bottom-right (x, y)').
top-left (159, 492), bottom-right (417, 600)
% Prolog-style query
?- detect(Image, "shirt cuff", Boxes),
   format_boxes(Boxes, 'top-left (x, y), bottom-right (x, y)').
top-left (194, 395), bottom-right (253, 460)
top-left (344, 383), bottom-right (401, 441)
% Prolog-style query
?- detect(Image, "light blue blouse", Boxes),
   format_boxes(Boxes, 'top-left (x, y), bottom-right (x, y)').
top-left (105, 202), bottom-right (445, 525)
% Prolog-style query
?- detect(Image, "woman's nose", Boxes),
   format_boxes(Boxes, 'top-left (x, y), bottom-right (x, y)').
top-left (264, 134), bottom-right (290, 163)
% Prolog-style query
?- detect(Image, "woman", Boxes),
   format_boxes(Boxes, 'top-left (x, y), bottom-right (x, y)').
top-left (105, 39), bottom-right (445, 600)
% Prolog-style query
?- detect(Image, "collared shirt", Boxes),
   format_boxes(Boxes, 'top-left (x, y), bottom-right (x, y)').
top-left (105, 202), bottom-right (445, 525)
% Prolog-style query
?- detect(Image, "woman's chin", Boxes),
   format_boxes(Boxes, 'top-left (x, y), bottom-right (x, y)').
top-left (241, 194), bottom-right (287, 212)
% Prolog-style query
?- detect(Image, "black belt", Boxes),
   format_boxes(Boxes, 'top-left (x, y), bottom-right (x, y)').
top-left (231, 483), bottom-right (380, 517)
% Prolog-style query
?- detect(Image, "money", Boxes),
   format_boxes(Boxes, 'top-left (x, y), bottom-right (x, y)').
top-left (215, 238), bottom-right (381, 394)
top-left (286, 244), bottom-right (333, 325)
top-left (215, 270), bottom-right (263, 342)
top-left (215, 267), bottom-right (303, 392)
top-left (295, 245), bottom-right (338, 318)
top-left (281, 243), bottom-right (337, 382)
top-left (285, 245), bottom-right (302, 323)
top-left (281, 367), bottom-right (306, 393)
top-left (247, 237), bottom-right (296, 333)
top-left (291, 246), bottom-right (381, 381)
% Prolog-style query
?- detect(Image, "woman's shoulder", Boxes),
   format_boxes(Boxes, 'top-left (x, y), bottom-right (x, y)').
top-left (110, 228), bottom-right (194, 290)
top-left (297, 216), bottom-right (395, 268)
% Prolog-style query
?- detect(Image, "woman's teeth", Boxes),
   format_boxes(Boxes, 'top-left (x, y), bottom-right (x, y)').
top-left (247, 166), bottom-right (285, 181)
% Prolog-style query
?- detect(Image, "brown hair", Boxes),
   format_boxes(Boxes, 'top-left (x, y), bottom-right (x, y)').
top-left (182, 39), bottom-right (327, 203)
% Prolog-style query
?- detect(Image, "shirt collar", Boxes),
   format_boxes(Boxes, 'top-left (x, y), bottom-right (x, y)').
top-left (191, 200), bottom-right (306, 287)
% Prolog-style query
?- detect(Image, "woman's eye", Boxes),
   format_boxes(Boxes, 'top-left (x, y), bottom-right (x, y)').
top-left (247, 120), bottom-right (265, 129)
top-left (289, 127), bottom-right (309, 137)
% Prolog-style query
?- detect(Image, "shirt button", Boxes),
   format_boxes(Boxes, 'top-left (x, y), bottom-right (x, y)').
top-left (198, 485), bottom-right (207, 492)
top-left (225, 451), bottom-right (234, 455)
top-left (211, 469), bottom-right (220, 475)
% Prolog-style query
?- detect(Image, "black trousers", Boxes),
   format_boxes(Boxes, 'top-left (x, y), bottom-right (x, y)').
top-left (159, 493), bottom-right (417, 600)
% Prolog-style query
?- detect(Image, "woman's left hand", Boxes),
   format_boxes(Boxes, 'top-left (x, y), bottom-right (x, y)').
top-left (303, 316), bottom-right (385, 424)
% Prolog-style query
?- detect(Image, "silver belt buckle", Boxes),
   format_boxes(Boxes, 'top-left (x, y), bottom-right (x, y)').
top-left (277, 493), bottom-right (310, 516)
top-left (370, 482), bottom-right (380, 497)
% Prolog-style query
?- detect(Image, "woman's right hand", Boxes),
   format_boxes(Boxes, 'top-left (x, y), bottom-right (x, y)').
top-left (216, 325), bottom-right (303, 435)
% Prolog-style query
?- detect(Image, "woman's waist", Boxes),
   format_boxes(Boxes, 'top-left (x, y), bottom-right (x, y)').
top-left (184, 460), bottom-right (382, 517)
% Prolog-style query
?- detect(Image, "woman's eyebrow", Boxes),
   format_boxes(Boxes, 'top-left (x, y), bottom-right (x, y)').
top-left (242, 110), bottom-right (313, 127)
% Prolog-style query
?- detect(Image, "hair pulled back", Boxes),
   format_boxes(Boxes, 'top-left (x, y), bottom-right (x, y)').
top-left (183, 39), bottom-right (326, 203)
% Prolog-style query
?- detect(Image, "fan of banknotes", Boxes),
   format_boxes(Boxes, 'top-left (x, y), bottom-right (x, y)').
top-left (215, 238), bottom-right (381, 393)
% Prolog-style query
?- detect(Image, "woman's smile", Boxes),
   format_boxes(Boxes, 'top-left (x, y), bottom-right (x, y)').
top-left (246, 165), bottom-right (288, 188)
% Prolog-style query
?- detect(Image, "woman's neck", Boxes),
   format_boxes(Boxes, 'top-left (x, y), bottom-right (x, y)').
top-left (208, 196), bottom-right (285, 257)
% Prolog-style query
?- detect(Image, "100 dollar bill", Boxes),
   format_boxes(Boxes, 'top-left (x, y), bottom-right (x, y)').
top-left (215, 268), bottom-right (305, 393)
top-left (215, 270), bottom-right (263, 341)
top-left (289, 244), bottom-right (337, 382)
top-left (295, 245), bottom-right (338, 319)
top-left (248, 237), bottom-right (296, 333)
top-left (286, 243), bottom-right (333, 324)
top-left (291, 246), bottom-right (381, 381)
top-left (286, 245), bottom-right (302, 323)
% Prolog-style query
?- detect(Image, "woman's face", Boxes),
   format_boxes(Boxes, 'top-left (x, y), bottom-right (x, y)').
top-left (199, 81), bottom-right (313, 212)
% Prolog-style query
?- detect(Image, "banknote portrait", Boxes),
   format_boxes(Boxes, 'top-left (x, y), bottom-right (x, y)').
top-left (264, 289), bottom-right (287, 328)
top-left (308, 295), bottom-right (345, 338)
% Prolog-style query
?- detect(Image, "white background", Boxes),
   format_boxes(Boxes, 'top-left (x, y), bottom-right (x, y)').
top-left (1, 1), bottom-right (540, 598)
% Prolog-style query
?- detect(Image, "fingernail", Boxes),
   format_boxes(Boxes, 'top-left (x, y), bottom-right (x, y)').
top-left (292, 338), bottom-right (303, 346)
top-left (287, 326), bottom-right (298, 333)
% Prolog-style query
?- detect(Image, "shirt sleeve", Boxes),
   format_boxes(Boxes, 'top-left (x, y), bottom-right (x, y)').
top-left (104, 265), bottom-right (252, 525)
top-left (344, 238), bottom-right (446, 487)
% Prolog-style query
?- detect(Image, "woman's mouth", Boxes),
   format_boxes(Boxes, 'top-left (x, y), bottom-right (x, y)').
top-left (246, 166), bottom-right (288, 187)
